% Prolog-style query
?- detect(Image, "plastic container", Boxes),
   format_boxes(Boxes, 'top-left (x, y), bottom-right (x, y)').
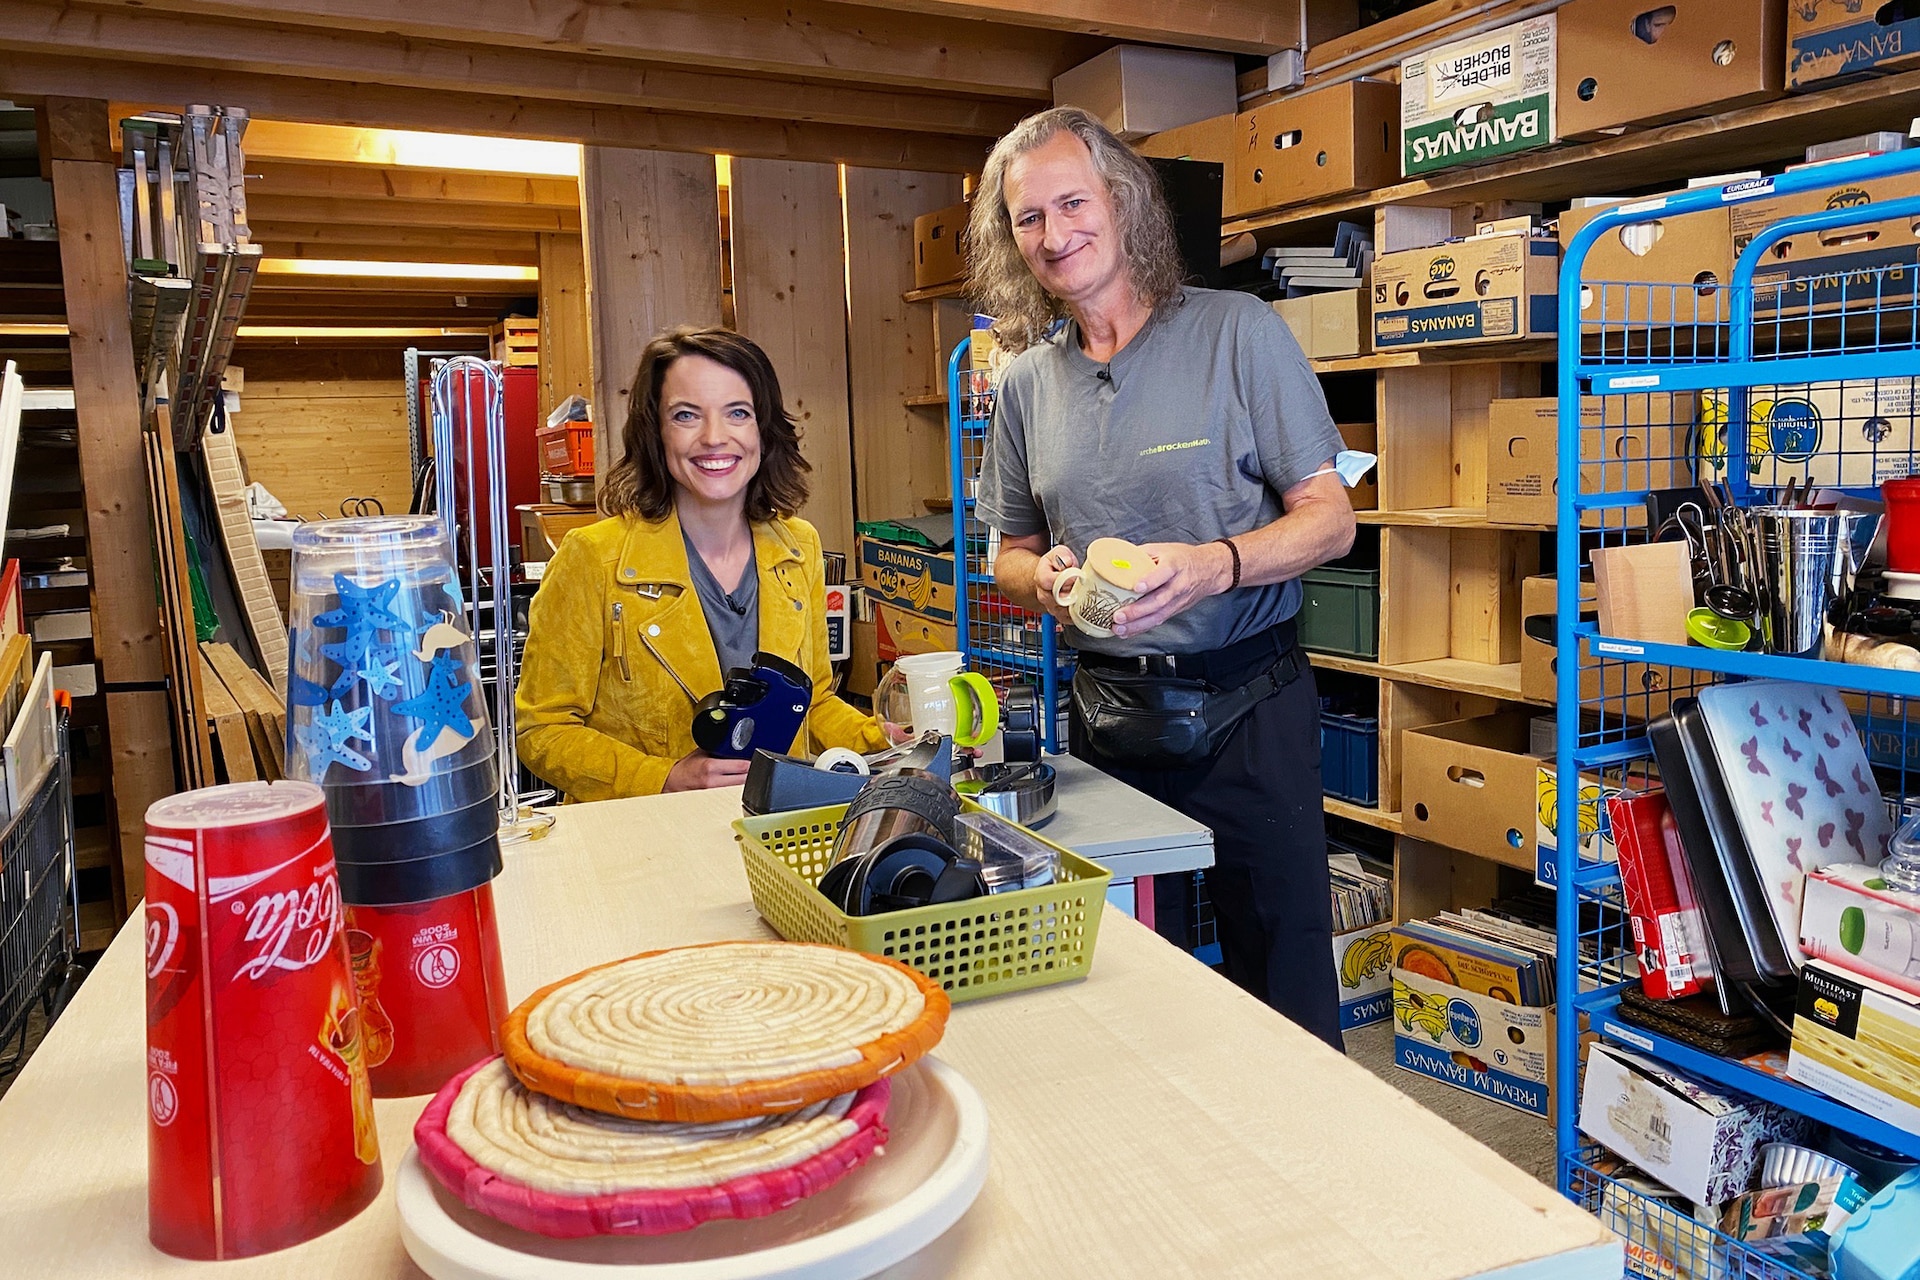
top-left (1298, 567), bottom-right (1380, 659)
top-left (536, 420), bottom-right (594, 478)
top-left (733, 801), bottom-right (1109, 1003)
top-left (1882, 478), bottom-right (1920, 573)
top-left (1320, 711), bottom-right (1380, 806)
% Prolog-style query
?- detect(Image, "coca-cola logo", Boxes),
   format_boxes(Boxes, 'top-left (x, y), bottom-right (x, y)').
top-left (228, 871), bottom-right (343, 982)
top-left (145, 902), bottom-right (180, 980)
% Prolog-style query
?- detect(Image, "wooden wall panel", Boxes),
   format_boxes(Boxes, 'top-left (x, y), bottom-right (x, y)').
top-left (538, 232), bottom-right (594, 427)
top-left (843, 167), bottom-right (963, 522)
top-left (729, 158), bottom-right (856, 557)
top-left (228, 347), bottom-right (413, 519)
top-left (580, 148), bottom-right (723, 489)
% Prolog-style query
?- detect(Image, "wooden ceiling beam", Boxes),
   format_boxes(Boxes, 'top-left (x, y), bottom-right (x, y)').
top-left (70, 0), bottom-right (1094, 100)
top-left (246, 195), bottom-right (581, 233)
top-left (247, 161), bottom-right (577, 209)
top-left (9, 1), bottom-right (1028, 138)
top-left (247, 221), bottom-right (546, 255)
top-left (251, 274), bottom-right (536, 295)
top-left (836, 0), bottom-right (1298, 54)
top-left (249, 237), bottom-right (543, 269)
top-left (0, 54), bottom-right (990, 173)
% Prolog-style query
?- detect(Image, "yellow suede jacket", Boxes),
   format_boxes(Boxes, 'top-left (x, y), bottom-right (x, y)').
top-left (515, 510), bottom-right (887, 800)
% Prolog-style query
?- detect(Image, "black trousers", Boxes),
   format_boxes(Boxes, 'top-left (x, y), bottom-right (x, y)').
top-left (1069, 628), bottom-right (1345, 1051)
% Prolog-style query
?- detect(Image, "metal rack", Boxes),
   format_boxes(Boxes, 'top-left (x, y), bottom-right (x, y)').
top-left (0, 709), bottom-right (80, 1076)
top-left (946, 337), bottom-right (1072, 750)
top-left (1553, 150), bottom-right (1920, 1279)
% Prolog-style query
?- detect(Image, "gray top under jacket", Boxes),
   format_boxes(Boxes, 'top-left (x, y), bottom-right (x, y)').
top-left (682, 531), bottom-right (760, 676)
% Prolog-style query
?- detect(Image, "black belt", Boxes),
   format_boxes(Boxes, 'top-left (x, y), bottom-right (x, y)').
top-left (1076, 618), bottom-right (1298, 685)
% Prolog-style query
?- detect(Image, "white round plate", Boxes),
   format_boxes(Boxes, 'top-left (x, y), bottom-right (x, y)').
top-left (397, 1056), bottom-right (989, 1280)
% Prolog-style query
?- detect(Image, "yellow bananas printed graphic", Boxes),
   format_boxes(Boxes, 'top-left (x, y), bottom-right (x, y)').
top-left (907, 566), bottom-right (934, 611)
top-left (1698, 391), bottom-right (1774, 479)
top-left (1340, 933), bottom-right (1394, 990)
top-left (1394, 984), bottom-right (1450, 1042)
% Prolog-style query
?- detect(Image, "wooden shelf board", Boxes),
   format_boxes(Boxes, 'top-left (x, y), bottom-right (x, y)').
top-left (1308, 341), bottom-right (1557, 373)
top-left (1324, 796), bottom-right (1403, 834)
top-left (903, 281), bottom-right (968, 303)
top-left (904, 392), bottom-right (947, 408)
top-left (78, 899), bottom-right (116, 953)
top-left (1225, 68), bottom-right (1920, 237)
top-left (1306, 651), bottom-right (1546, 705)
top-left (1357, 507), bottom-right (1552, 531)
top-left (75, 825), bottom-right (112, 871)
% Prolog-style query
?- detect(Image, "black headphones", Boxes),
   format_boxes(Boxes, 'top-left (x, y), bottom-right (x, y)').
top-left (818, 775), bottom-right (987, 916)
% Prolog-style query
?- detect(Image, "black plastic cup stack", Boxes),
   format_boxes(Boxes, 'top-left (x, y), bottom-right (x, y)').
top-left (285, 517), bottom-right (502, 906)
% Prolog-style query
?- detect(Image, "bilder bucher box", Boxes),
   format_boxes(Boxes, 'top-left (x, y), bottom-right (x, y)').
top-left (1401, 15), bottom-right (1556, 177)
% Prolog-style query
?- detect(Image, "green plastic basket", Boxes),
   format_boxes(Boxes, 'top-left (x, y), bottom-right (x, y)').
top-left (733, 802), bottom-right (1110, 1003)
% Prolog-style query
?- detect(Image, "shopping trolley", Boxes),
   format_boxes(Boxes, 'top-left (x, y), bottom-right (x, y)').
top-left (0, 706), bottom-right (82, 1076)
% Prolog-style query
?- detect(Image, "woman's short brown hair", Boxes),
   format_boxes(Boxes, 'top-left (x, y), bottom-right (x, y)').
top-left (599, 326), bottom-right (811, 522)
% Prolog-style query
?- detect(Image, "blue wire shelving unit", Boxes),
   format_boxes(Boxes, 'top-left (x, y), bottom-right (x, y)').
top-left (946, 337), bottom-right (1073, 750)
top-left (1554, 150), bottom-right (1920, 1278)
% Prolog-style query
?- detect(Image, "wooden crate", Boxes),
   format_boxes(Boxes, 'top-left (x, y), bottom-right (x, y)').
top-left (491, 317), bottom-right (539, 368)
top-left (1375, 361), bottom-right (1542, 519)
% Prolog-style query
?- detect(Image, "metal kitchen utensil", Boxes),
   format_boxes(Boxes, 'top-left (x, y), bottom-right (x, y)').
top-left (951, 762), bottom-right (1057, 828)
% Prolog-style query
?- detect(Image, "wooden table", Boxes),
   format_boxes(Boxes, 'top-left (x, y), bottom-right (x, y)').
top-left (0, 789), bottom-right (1620, 1278)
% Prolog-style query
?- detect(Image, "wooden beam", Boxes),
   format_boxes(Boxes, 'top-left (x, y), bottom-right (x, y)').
top-left (0, 53), bottom-right (990, 173)
top-left (4, 2), bottom-right (1027, 138)
top-left (580, 148), bottom-right (724, 485)
top-left (731, 158), bottom-right (856, 559)
top-left (246, 195), bottom-right (581, 234)
top-left (69, 0), bottom-right (1092, 99)
top-left (843, 166), bottom-right (962, 522)
top-left (250, 274), bottom-right (537, 296)
top-left (107, 689), bottom-right (175, 905)
top-left (250, 238), bottom-right (541, 268)
top-left (248, 220), bottom-right (543, 255)
top-left (537, 233), bottom-right (592, 427)
top-left (835, 0), bottom-right (1299, 54)
top-left (247, 161), bottom-right (578, 209)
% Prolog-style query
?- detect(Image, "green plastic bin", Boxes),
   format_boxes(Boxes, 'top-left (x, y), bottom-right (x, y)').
top-left (1299, 567), bottom-right (1380, 659)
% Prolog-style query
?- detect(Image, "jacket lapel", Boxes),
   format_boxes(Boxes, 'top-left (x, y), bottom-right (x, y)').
top-left (754, 518), bottom-right (809, 668)
top-left (615, 511), bottom-right (723, 701)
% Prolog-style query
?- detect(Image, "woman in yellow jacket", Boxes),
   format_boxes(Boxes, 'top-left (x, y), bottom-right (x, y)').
top-left (516, 326), bottom-right (891, 798)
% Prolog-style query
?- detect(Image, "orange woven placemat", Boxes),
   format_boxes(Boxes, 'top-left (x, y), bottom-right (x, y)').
top-left (502, 940), bottom-right (949, 1122)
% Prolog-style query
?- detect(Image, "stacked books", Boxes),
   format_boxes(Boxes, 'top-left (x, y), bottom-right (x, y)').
top-left (1330, 855), bottom-right (1392, 932)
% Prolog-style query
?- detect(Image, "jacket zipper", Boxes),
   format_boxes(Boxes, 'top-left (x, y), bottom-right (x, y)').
top-left (611, 601), bottom-right (632, 681)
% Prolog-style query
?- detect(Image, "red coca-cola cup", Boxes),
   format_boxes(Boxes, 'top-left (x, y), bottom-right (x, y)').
top-left (144, 781), bottom-right (382, 1261)
top-left (344, 883), bottom-right (509, 1097)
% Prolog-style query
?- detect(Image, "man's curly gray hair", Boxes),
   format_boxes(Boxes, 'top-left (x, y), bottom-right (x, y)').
top-left (967, 106), bottom-right (1186, 353)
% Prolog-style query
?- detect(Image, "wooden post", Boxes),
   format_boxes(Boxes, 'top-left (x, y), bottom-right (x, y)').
top-left (579, 147), bottom-right (723, 490)
top-left (536, 232), bottom-right (593, 425)
top-left (47, 96), bottom-right (175, 907)
top-left (730, 158), bottom-right (857, 557)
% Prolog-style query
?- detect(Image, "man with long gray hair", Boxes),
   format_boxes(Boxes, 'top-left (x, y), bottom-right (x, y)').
top-left (972, 106), bottom-right (1354, 1048)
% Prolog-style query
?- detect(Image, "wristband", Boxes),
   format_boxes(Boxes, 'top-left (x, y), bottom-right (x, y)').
top-left (1213, 537), bottom-right (1241, 592)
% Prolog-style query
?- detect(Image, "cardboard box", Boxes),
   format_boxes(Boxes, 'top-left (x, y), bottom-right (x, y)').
top-left (1401, 712), bottom-right (1542, 869)
top-left (1053, 45), bottom-right (1239, 141)
top-left (1728, 170), bottom-right (1920, 319)
top-left (845, 616), bottom-right (879, 698)
top-left (1371, 233), bottom-right (1559, 348)
top-left (1334, 923), bottom-right (1394, 1031)
top-left (1136, 114), bottom-right (1233, 168)
top-left (1486, 395), bottom-right (1684, 526)
top-left (1800, 862), bottom-right (1920, 999)
top-left (912, 202), bottom-right (969, 291)
top-left (858, 534), bottom-right (956, 623)
top-left (1608, 790), bottom-right (1712, 999)
top-left (1699, 379), bottom-right (1920, 490)
top-left (1534, 762), bottom-right (1621, 887)
top-left (1231, 79), bottom-right (1399, 217)
top-left (1789, 959), bottom-right (1920, 1135)
top-left (1559, 197), bottom-right (1734, 329)
top-left (1272, 296), bottom-right (1314, 351)
top-left (1519, 574), bottom-right (1677, 716)
top-left (1557, 0), bottom-right (1785, 138)
top-left (1393, 967), bottom-right (1555, 1117)
top-left (873, 603), bottom-right (958, 665)
top-left (1337, 422), bottom-right (1377, 510)
top-left (1788, 4), bottom-right (1920, 87)
top-left (1401, 15), bottom-right (1557, 177)
top-left (1580, 1041), bottom-right (1818, 1207)
top-left (1310, 288), bottom-right (1370, 359)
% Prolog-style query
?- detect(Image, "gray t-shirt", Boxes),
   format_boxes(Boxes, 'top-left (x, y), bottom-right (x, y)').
top-left (683, 532), bottom-right (759, 676)
top-left (976, 286), bottom-right (1343, 656)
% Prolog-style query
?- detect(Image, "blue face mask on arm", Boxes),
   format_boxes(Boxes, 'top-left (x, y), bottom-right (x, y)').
top-left (1301, 451), bottom-right (1378, 489)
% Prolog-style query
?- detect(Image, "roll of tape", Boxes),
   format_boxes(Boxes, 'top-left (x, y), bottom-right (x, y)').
top-left (813, 747), bottom-right (871, 776)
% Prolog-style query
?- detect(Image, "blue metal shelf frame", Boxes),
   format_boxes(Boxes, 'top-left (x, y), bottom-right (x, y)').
top-left (1554, 147), bottom-right (1920, 1264)
top-left (946, 337), bottom-right (1072, 750)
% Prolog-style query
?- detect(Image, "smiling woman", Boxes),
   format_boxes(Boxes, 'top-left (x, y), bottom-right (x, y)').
top-left (514, 326), bottom-right (892, 799)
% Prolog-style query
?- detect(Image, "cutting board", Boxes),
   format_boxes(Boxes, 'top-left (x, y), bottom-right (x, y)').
top-left (1591, 542), bottom-right (1694, 646)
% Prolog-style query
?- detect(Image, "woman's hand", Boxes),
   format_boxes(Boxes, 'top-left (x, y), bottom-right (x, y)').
top-left (664, 750), bottom-right (753, 792)
top-left (882, 721), bottom-right (915, 745)
top-left (1109, 542), bottom-right (1233, 639)
top-left (1031, 544), bottom-right (1079, 628)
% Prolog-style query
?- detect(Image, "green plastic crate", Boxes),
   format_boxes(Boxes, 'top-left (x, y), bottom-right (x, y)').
top-left (1299, 567), bottom-right (1380, 659)
top-left (733, 802), bottom-right (1110, 1003)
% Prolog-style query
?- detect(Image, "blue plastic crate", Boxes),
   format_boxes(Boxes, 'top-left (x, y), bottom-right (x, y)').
top-left (1320, 711), bottom-right (1379, 806)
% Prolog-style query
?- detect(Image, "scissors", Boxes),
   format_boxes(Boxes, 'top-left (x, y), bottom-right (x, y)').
top-left (340, 496), bottom-right (385, 517)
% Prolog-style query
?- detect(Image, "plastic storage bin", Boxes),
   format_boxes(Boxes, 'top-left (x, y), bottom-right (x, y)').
top-left (734, 802), bottom-right (1110, 1003)
top-left (1299, 567), bottom-right (1380, 658)
top-left (1320, 711), bottom-right (1380, 806)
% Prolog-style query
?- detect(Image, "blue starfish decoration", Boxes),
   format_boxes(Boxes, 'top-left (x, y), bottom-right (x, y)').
top-left (355, 653), bottom-right (404, 701)
top-left (295, 699), bottom-right (375, 775)
top-left (390, 652), bottom-right (476, 745)
top-left (313, 574), bottom-right (411, 697)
